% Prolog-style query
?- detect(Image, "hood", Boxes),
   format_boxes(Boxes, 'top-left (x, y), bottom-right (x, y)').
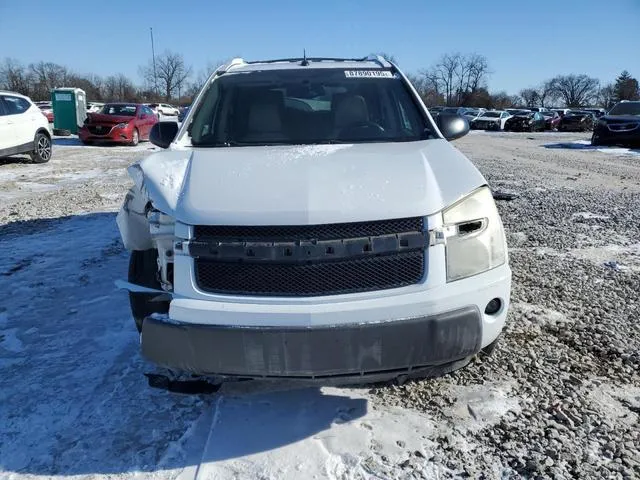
top-left (475, 116), bottom-right (501, 122)
top-left (87, 113), bottom-right (134, 124)
top-left (132, 140), bottom-right (487, 226)
top-left (509, 115), bottom-right (532, 121)
top-left (601, 115), bottom-right (640, 123)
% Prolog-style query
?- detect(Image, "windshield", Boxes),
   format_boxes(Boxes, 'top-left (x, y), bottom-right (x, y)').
top-left (608, 102), bottom-right (640, 116)
top-left (482, 112), bottom-right (502, 118)
top-left (188, 69), bottom-right (435, 146)
top-left (101, 104), bottom-right (137, 116)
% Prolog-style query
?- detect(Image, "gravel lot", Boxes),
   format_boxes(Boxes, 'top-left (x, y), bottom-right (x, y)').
top-left (1, 132), bottom-right (638, 479)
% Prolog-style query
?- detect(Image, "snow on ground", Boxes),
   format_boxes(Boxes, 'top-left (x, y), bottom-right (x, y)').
top-left (0, 207), bottom-right (517, 479)
top-left (543, 139), bottom-right (640, 156)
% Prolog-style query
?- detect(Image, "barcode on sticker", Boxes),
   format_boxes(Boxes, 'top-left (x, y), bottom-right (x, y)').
top-left (344, 70), bottom-right (394, 78)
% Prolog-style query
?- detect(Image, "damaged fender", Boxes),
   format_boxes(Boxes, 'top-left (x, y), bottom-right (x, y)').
top-left (116, 152), bottom-right (192, 251)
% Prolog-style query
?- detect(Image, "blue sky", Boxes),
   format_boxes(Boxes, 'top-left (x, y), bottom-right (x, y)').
top-left (1, 0), bottom-right (639, 93)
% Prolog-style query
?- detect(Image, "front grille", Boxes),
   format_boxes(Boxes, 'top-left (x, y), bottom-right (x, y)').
top-left (194, 217), bottom-right (424, 241)
top-left (194, 250), bottom-right (425, 296)
top-left (192, 217), bottom-right (426, 296)
top-left (88, 125), bottom-right (112, 135)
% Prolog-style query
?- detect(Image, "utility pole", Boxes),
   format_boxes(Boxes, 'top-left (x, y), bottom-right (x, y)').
top-left (150, 27), bottom-right (157, 98)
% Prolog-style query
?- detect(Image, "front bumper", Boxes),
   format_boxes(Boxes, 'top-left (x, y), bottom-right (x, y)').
top-left (78, 128), bottom-right (133, 143)
top-left (593, 126), bottom-right (640, 146)
top-left (140, 264), bottom-right (511, 380)
top-left (142, 306), bottom-right (482, 380)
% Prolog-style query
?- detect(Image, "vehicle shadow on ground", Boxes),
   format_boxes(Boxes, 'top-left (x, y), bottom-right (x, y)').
top-left (0, 212), bottom-right (367, 477)
top-left (543, 141), bottom-right (640, 154)
top-left (0, 154), bottom-right (34, 166)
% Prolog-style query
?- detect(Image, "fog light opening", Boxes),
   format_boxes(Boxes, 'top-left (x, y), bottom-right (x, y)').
top-left (485, 298), bottom-right (502, 315)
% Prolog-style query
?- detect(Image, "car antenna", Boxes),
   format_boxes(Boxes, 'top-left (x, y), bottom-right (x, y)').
top-left (301, 49), bottom-right (309, 66)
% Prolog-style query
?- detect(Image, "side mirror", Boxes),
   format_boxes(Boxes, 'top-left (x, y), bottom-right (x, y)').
top-left (436, 113), bottom-right (469, 141)
top-left (150, 121), bottom-right (179, 149)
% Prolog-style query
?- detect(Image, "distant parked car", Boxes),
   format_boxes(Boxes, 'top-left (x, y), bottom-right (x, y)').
top-left (0, 90), bottom-right (52, 163)
top-left (36, 101), bottom-right (54, 123)
top-left (527, 107), bottom-right (549, 113)
top-left (178, 105), bottom-right (190, 122)
top-left (504, 111), bottom-right (546, 132)
top-left (558, 110), bottom-right (595, 132)
top-left (542, 111), bottom-right (562, 130)
top-left (463, 108), bottom-right (485, 122)
top-left (428, 106), bottom-right (444, 116)
top-left (591, 100), bottom-right (640, 147)
top-left (147, 103), bottom-right (180, 117)
top-left (87, 102), bottom-right (104, 113)
top-left (471, 110), bottom-right (512, 131)
top-left (441, 107), bottom-right (468, 116)
top-left (78, 103), bottom-right (158, 146)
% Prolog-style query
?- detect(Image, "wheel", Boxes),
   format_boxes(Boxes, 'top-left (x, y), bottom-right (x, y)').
top-left (529, 124), bottom-right (535, 132)
top-left (591, 133), bottom-right (602, 146)
top-left (131, 128), bottom-right (139, 146)
top-left (128, 249), bottom-right (169, 333)
top-left (30, 132), bottom-right (52, 163)
top-left (81, 140), bottom-right (93, 146)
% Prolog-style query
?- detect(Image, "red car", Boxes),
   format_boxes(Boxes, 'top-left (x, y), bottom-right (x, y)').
top-left (543, 111), bottom-right (561, 130)
top-left (78, 103), bottom-right (158, 146)
top-left (37, 102), bottom-right (54, 123)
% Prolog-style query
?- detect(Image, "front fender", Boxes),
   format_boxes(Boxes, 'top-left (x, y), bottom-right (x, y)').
top-left (116, 187), bottom-right (153, 251)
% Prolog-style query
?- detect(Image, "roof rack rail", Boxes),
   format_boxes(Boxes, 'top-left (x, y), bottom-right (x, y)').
top-left (218, 57), bottom-right (246, 73)
top-left (244, 56), bottom-right (392, 67)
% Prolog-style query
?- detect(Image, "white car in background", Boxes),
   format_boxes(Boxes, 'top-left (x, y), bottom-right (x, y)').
top-left (0, 90), bottom-right (52, 163)
top-left (463, 108), bottom-right (485, 122)
top-left (146, 103), bottom-right (180, 117)
top-left (87, 102), bottom-right (105, 113)
top-left (470, 110), bottom-right (512, 131)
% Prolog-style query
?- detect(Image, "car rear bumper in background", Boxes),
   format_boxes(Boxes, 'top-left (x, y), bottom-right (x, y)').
top-left (140, 264), bottom-right (511, 380)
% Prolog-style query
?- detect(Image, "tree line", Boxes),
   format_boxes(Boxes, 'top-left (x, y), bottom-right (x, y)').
top-left (406, 52), bottom-right (639, 109)
top-left (1, 51), bottom-right (639, 109)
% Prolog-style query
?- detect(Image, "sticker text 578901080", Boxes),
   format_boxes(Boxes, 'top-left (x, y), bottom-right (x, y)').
top-left (344, 70), bottom-right (394, 78)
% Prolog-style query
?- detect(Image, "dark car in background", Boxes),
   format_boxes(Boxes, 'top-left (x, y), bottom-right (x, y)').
top-left (591, 101), bottom-right (640, 147)
top-left (178, 105), bottom-right (190, 122)
top-left (78, 103), bottom-right (158, 146)
top-left (558, 110), bottom-right (594, 132)
top-left (504, 111), bottom-right (546, 132)
top-left (542, 111), bottom-right (562, 130)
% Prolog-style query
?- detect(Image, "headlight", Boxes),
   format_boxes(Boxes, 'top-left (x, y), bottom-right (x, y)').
top-left (443, 187), bottom-right (507, 282)
top-left (116, 122), bottom-right (129, 129)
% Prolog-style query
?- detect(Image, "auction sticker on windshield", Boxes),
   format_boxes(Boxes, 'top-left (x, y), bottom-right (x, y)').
top-left (344, 70), bottom-right (394, 78)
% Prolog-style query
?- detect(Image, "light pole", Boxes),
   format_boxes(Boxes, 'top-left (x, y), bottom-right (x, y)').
top-left (150, 27), bottom-right (157, 98)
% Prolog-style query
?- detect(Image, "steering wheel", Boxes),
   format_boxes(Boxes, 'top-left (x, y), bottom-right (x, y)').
top-left (339, 121), bottom-right (386, 138)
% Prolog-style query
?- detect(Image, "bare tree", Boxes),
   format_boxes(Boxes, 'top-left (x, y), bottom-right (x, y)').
top-left (141, 51), bottom-right (192, 101)
top-left (421, 53), bottom-right (490, 106)
top-left (519, 88), bottom-right (539, 107)
top-left (0, 58), bottom-right (32, 95)
top-left (28, 61), bottom-right (70, 100)
top-left (490, 91), bottom-right (519, 110)
top-left (596, 83), bottom-right (616, 109)
top-left (186, 60), bottom-right (225, 98)
top-left (549, 74), bottom-right (599, 107)
top-left (103, 74), bottom-right (136, 102)
top-left (536, 80), bottom-right (558, 107)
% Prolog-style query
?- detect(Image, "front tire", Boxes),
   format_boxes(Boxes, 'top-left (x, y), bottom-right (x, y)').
top-left (128, 249), bottom-right (169, 333)
top-left (591, 133), bottom-right (602, 146)
top-left (30, 132), bottom-right (52, 163)
top-left (131, 128), bottom-right (139, 146)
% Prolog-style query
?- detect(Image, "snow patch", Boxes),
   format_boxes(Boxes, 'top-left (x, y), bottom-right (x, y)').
top-left (570, 243), bottom-right (640, 272)
top-left (442, 382), bottom-right (521, 434)
top-left (1, 328), bottom-right (24, 353)
top-left (572, 211), bottom-right (610, 220)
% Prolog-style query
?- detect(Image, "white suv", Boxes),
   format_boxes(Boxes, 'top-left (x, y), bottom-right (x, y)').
top-left (0, 91), bottom-right (52, 163)
top-left (117, 56), bottom-right (511, 385)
